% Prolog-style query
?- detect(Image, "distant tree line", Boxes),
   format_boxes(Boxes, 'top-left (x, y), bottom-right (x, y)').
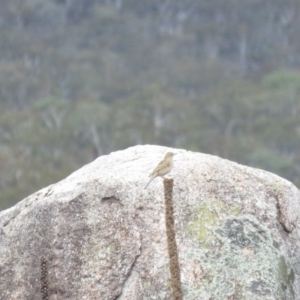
top-left (0, 0), bottom-right (300, 209)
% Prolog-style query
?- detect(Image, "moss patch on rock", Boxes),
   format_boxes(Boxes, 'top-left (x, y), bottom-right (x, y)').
top-left (188, 198), bottom-right (240, 247)
top-left (185, 201), bottom-right (295, 300)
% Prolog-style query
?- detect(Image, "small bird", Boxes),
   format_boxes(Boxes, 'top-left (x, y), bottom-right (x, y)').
top-left (144, 152), bottom-right (176, 189)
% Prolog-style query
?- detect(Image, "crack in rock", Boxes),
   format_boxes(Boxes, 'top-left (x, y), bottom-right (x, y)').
top-left (114, 248), bottom-right (142, 300)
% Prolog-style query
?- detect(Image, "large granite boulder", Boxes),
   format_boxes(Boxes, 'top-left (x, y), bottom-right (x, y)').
top-left (0, 145), bottom-right (299, 299)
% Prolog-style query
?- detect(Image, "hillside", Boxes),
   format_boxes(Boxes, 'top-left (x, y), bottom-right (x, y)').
top-left (1, 0), bottom-right (300, 209)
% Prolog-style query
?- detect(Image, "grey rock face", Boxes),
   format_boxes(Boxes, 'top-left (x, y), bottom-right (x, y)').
top-left (0, 145), bottom-right (300, 300)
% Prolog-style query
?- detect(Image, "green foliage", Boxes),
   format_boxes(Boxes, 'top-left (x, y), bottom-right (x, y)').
top-left (262, 71), bottom-right (300, 91)
top-left (1, 0), bottom-right (300, 210)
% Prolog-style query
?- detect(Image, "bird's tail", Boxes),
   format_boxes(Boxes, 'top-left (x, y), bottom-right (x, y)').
top-left (144, 176), bottom-right (154, 189)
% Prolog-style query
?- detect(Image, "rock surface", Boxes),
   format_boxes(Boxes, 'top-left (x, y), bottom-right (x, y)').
top-left (0, 145), bottom-right (300, 300)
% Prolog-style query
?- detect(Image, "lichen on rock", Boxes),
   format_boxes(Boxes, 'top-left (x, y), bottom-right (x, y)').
top-left (0, 145), bottom-right (299, 299)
